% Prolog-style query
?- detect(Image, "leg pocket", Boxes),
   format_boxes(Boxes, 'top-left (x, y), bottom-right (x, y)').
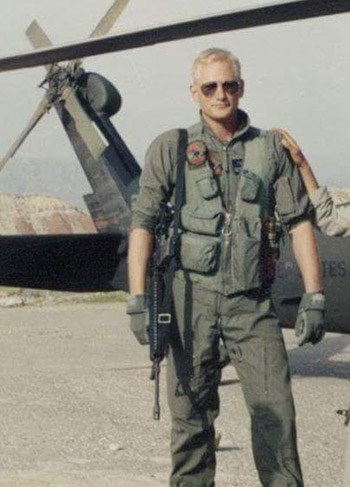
top-left (236, 337), bottom-right (292, 406)
top-left (264, 337), bottom-right (292, 403)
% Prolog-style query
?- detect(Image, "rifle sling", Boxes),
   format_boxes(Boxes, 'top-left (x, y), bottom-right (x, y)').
top-left (160, 128), bottom-right (187, 315)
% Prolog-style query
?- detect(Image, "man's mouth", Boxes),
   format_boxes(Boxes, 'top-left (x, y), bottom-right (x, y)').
top-left (212, 103), bottom-right (229, 108)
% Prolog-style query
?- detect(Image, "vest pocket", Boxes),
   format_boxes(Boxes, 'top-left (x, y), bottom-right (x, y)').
top-left (195, 174), bottom-right (218, 199)
top-left (179, 232), bottom-right (221, 274)
top-left (240, 169), bottom-right (261, 202)
top-left (181, 205), bottom-right (223, 236)
top-left (274, 176), bottom-right (296, 218)
top-left (232, 218), bottom-right (262, 290)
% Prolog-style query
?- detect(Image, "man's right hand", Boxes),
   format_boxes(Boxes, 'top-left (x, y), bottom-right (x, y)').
top-left (126, 294), bottom-right (149, 345)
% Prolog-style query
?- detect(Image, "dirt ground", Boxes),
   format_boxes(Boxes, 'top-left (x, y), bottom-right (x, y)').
top-left (0, 301), bottom-right (348, 486)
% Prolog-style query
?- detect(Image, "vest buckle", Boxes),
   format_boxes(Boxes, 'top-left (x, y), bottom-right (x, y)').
top-left (222, 212), bottom-right (232, 236)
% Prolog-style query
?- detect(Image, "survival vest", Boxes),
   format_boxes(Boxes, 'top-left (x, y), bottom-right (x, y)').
top-left (176, 122), bottom-right (281, 295)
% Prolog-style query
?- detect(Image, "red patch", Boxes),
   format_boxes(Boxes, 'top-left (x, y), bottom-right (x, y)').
top-left (208, 151), bottom-right (223, 176)
top-left (186, 141), bottom-right (207, 166)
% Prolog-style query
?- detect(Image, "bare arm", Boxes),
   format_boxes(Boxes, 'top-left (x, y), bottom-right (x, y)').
top-left (128, 227), bottom-right (154, 295)
top-left (297, 162), bottom-right (319, 194)
top-left (274, 127), bottom-right (350, 237)
top-left (128, 131), bottom-right (179, 294)
top-left (289, 220), bottom-right (323, 293)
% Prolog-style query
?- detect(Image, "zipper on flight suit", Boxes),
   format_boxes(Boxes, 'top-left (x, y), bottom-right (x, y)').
top-left (221, 144), bottom-right (232, 295)
top-left (222, 212), bottom-right (232, 297)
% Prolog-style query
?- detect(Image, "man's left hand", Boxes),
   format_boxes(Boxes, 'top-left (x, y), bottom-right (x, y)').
top-left (295, 292), bottom-right (326, 346)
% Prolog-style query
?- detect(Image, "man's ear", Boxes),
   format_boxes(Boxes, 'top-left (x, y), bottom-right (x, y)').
top-left (190, 83), bottom-right (200, 103)
top-left (239, 79), bottom-right (245, 98)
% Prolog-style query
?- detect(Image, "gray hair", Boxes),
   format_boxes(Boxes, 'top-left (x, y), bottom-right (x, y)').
top-left (191, 48), bottom-right (241, 83)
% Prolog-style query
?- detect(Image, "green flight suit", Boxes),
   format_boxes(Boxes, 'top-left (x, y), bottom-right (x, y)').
top-left (131, 110), bottom-right (310, 487)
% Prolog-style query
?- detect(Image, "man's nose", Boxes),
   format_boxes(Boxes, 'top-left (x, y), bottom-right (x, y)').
top-left (215, 83), bottom-right (226, 99)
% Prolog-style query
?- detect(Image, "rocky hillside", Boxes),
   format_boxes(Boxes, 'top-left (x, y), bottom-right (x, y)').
top-left (0, 189), bottom-right (347, 236)
top-left (0, 193), bottom-right (96, 235)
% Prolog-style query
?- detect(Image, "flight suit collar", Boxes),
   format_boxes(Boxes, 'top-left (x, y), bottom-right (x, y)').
top-left (200, 109), bottom-right (251, 147)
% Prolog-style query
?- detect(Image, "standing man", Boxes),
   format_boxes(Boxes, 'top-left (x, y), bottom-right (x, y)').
top-left (127, 48), bottom-right (325, 487)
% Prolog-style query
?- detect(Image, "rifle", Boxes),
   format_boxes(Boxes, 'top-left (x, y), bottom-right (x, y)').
top-left (148, 129), bottom-right (187, 420)
top-left (149, 203), bottom-right (173, 420)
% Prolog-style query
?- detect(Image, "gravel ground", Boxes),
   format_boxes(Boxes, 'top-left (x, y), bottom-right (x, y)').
top-left (0, 302), bottom-right (348, 487)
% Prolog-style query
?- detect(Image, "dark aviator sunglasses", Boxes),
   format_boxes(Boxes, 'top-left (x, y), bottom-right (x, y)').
top-left (200, 80), bottom-right (241, 98)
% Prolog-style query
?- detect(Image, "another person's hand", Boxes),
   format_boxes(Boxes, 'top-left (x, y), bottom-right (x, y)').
top-left (126, 294), bottom-right (149, 345)
top-left (294, 292), bottom-right (326, 346)
top-left (273, 128), bottom-right (307, 167)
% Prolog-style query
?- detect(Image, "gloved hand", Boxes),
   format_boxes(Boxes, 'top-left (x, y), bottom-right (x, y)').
top-left (295, 292), bottom-right (326, 346)
top-left (126, 294), bottom-right (149, 345)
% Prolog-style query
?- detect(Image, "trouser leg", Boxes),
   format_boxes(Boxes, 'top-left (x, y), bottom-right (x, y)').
top-left (167, 277), bottom-right (220, 487)
top-left (221, 292), bottom-right (304, 487)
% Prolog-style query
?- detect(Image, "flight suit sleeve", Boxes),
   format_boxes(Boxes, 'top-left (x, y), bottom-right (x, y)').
top-left (310, 186), bottom-right (350, 237)
top-left (131, 129), bottom-right (179, 234)
top-left (269, 131), bottom-right (312, 227)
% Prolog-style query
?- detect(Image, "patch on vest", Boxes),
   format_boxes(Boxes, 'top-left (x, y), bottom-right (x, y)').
top-left (186, 140), bottom-right (207, 167)
top-left (208, 151), bottom-right (223, 176)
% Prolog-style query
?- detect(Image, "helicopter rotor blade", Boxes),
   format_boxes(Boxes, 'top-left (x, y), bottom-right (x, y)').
top-left (26, 19), bottom-right (107, 161)
top-left (1, 0), bottom-right (350, 73)
top-left (26, 2), bottom-right (130, 76)
top-left (60, 87), bottom-right (107, 160)
top-left (26, 20), bottom-right (107, 162)
top-left (69, 0), bottom-right (130, 73)
top-left (26, 19), bottom-right (57, 76)
top-left (89, 0), bottom-right (130, 39)
top-left (0, 95), bottom-right (51, 172)
top-left (26, 20), bottom-right (52, 51)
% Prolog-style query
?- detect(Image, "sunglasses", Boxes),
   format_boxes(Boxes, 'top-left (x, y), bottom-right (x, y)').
top-left (200, 80), bottom-right (241, 98)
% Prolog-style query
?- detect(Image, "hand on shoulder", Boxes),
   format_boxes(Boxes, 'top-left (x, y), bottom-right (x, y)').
top-left (272, 128), bottom-right (307, 167)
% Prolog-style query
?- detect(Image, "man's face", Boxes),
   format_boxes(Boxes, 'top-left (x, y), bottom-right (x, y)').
top-left (190, 60), bottom-right (244, 125)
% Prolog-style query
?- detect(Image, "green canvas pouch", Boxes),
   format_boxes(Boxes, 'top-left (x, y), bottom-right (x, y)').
top-left (179, 232), bottom-right (220, 274)
top-left (274, 176), bottom-right (296, 218)
top-left (240, 170), bottom-right (261, 202)
top-left (231, 218), bottom-right (262, 290)
top-left (195, 174), bottom-right (218, 199)
top-left (181, 205), bottom-right (224, 236)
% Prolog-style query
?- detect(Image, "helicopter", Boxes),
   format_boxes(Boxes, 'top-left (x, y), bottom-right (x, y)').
top-left (0, 0), bottom-right (349, 337)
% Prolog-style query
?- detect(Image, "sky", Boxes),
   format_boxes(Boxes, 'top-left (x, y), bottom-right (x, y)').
top-left (0, 0), bottom-right (349, 208)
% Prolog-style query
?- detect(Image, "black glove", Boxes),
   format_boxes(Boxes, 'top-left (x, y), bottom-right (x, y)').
top-left (295, 292), bottom-right (326, 346)
top-left (126, 294), bottom-right (149, 345)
